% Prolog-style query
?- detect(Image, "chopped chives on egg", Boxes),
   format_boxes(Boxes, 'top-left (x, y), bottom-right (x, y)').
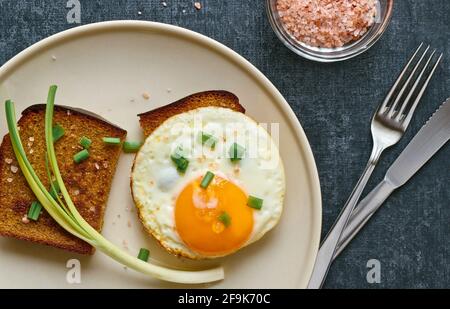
top-left (27, 201), bottom-right (42, 221)
top-left (102, 137), bottom-right (121, 145)
top-left (123, 141), bottom-right (143, 153)
top-left (200, 171), bottom-right (215, 189)
top-left (79, 136), bottom-right (92, 149)
top-left (73, 149), bottom-right (90, 164)
top-left (137, 248), bottom-right (150, 262)
top-left (199, 132), bottom-right (218, 149)
top-left (229, 143), bottom-right (245, 162)
top-left (52, 124), bottom-right (65, 142)
top-left (171, 155), bottom-right (189, 173)
top-left (218, 212), bottom-right (231, 228)
top-left (171, 146), bottom-right (189, 173)
top-left (247, 195), bottom-right (263, 210)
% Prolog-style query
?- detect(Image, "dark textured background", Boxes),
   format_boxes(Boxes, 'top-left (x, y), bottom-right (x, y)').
top-left (0, 0), bottom-right (449, 289)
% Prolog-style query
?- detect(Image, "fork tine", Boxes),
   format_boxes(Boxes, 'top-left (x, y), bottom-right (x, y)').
top-left (386, 45), bottom-right (430, 118)
top-left (401, 53), bottom-right (443, 126)
top-left (378, 43), bottom-right (424, 115)
top-left (395, 50), bottom-right (437, 119)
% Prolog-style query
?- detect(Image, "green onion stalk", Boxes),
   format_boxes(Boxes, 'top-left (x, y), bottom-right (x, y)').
top-left (5, 85), bottom-right (224, 284)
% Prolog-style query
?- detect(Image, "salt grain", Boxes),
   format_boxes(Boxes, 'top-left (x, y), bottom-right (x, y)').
top-left (5, 158), bottom-right (13, 164)
top-left (94, 163), bottom-right (100, 170)
top-left (276, 0), bottom-right (377, 48)
top-left (73, 189), bottom-right (80, 196)
top-left (142, 92), bottom-right (150, 100)
top-left (194, 2), bottom-right (202, 10)
top-left (29, 137), bottom-right (35, 142)
top-left (22, 216), bottom-right (30, 224)
top-left (10, 165), bottom-right (18, 173)
top-left (162, 1), bottom-right (167, 7)
top-left (6, 178), bottom-right (13, 183)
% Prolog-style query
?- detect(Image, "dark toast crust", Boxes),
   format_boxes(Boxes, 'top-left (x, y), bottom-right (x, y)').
top-left (0, 105), bottom-right (126, 255)
top-left (138, 91), bottom-right (245, 137)
top-left (133, 91), bottom-right (245, 259)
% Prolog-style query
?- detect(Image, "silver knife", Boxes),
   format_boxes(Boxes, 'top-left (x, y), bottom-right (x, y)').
top-left (334, 98), bottom-right (450, 259)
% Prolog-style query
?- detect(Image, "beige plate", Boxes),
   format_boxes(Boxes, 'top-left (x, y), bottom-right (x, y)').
top-left (0, 21), bottom-right (321, 288)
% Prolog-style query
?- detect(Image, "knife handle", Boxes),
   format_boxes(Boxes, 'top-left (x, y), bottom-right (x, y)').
top-left (333, 179), bottom-right (396, 260)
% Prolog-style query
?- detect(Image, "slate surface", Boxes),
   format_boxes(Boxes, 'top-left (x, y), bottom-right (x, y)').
top-left (0, 0), bottom-right (448, 289)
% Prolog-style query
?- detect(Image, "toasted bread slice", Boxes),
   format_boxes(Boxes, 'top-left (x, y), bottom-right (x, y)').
top-left (0, 105), bottom-right (126, 255)
top-left (138, 91), bottom-right (245, 137)
top-left (134, 91), bottom-right (244, 258)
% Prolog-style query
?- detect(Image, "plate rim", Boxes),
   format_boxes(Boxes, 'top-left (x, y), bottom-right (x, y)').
top-left (0, 20), bottom-right (322, 288)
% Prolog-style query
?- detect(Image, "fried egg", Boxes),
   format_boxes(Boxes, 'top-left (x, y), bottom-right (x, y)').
top-left (131, 107), bottom-right (285, 259)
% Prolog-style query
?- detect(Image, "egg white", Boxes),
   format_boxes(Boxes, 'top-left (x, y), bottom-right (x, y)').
top-left (131, 107), bottom-right (285, 259)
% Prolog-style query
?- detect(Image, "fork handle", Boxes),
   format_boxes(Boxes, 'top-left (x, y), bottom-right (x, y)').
top-left (333, 179), bottom-right (396, 260)
top-left (308, 150), bottom-right (381, 289)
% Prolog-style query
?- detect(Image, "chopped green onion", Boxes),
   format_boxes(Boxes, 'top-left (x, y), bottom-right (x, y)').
top-left (247, 196), bottom-right (264, 210)
top-left (73, 149), bottom-right (89, 164)
top-left (79, 136), bottom-right (92, 149)
top-left (137, 248), bottom-right (150, 262)
top-left (52, 124), bottom-right (65, 142)
top-left (171, 147), bottom-right (189, 173)
top-left (171, 155), bottom-right (189, 173)
top-left (123, 141), bottom-right (142, 153)
top-left (200, 171), bottom-right (215, 189)
top-left (199, 132), bottom-right (218, 149)
top-left (28, 201), bottom-right (42, 221)
top-left (229, 143), bottom-right (245, 162)
top-left (102, 137), bottom-right (121, 146)
top-left (218, 212), bottom-right (231, 228)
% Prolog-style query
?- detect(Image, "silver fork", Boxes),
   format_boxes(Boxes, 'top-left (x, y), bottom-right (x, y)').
top-left (308, 43), bottom-right (443, 289)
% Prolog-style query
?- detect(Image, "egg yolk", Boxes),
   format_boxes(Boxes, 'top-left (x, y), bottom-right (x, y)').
top-left (175, 175), bottom-right (253, 256)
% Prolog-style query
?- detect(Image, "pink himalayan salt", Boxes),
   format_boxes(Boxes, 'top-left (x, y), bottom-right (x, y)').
top-left (276, 0), bottom-right (377, 48)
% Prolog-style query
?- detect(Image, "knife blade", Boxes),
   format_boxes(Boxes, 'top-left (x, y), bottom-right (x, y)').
top-left (334, 98), bottom-right (450, 259)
